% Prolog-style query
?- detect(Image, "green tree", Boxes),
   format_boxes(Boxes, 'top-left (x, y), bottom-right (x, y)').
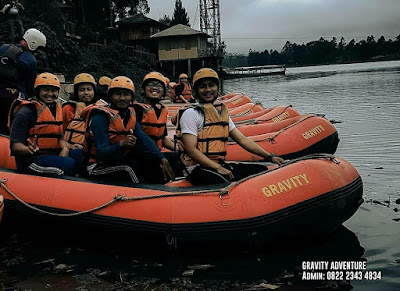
top-left (170, 0), bottom-right (190, 27)
top-left (159, 14), bottom-right (172, 27)
top-left (66, 0), bottom-right (149, 29)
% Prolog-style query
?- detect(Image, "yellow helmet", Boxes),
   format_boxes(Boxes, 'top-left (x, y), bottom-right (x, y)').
top-left (142, 72), bottom-right (166, 89)
top-left (99, 76), bottom-right (111, 86)
top-left (108, 76), bottom-right (135, 95)
top-left (165, 77), bottom-right (170, 85)
top-left (73, 73), bottom-right (96, 87)
top-left (179, 73), bottom-right (188, 79)
top-left (192, 68), bottom-right (219, 88)
top-left (34, 72), bottom-right (60, 89)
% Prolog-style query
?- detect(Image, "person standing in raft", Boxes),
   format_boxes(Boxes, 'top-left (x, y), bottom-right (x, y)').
top-left (81, 76), bottom-right (175, 184)
top-left (0, 28), bottom-right (46, 135)
top-left (8, 73), bottom-right (78, 176)
top-left (174, 68), bottom-right (285, 185)
top-left (134, 72), bottom-right (176, 151)
top-left (133, 72), bottom-right (184, 176)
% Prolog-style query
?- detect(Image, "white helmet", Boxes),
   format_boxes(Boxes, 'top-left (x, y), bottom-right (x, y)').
top-left (23, 28), bottom-right (46, 51)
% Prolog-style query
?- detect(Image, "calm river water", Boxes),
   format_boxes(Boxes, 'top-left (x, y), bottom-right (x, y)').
top-left (224, 60), bottom-right (400, 290)
top-left (0, 61), bottom-right (399, 290)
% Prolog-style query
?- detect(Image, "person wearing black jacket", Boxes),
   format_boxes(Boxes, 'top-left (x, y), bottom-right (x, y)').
top-left (0, 28), bottom-right (46, 135)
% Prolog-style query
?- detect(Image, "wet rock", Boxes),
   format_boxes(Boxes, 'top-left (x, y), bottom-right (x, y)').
top-left (182, 269), bottom-right (195, 276)
top-left (54, 264), bottom-right (68, 271)
top-left (188, 264), bottom-right (215, 270)
top-left (374, 167), bottom-right (383, 169)
top-left (245, 282), bottom-right (280, 290)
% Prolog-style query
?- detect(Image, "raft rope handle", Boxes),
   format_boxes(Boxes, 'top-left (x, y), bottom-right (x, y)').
top-left (0, 178), bottom-right (230, 217)
top-left (0, 178), bottom-right (121, 217)
top-left (0, 153), bottom-right (337, 217)
top-left (224, 153), bottom-right (340, 187)
top-left (254, 105), bottom-right (293, 123)
top-left (230, 102), bottom-right (263, 117)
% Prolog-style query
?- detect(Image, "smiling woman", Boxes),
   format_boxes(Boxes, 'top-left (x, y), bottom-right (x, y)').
top-left (8, 73), bottom-right (81, 177)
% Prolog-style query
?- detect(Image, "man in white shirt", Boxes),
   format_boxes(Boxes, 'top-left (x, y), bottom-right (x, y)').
top-left (175, 68), bottom-right (284, 185)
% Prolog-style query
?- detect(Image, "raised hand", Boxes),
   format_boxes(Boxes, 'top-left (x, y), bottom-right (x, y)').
top-left (120, 129), bottom-right (137, 148)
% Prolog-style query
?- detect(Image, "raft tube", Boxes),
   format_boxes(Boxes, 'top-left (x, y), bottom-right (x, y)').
top-left (226, 115), bottom-right (339, 161)
top-left (228, 102), bottom-right (264, 116)
top-left (237, 114), bottom-right (321, 137)
top-left (232, 106), bottom-right (300, 124)
top-left (0, 153), bottom-right (363, 244)
top-left (0, 194), bottom-right (3, 224)
top-left (221, 94), bottom-right (252, 109)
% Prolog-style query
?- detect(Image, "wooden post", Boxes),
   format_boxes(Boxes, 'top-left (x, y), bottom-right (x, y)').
top-left (188, 59), bottom-right (192, 78)
top-left (173, 61), bottom-right (176, 77)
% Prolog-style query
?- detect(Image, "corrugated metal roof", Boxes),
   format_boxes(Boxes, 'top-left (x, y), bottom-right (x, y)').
top-left (151, 24), bottom-right (208, 38)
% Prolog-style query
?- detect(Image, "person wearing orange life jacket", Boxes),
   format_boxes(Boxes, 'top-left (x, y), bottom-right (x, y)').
top-left (8, 73), bottom-right (80, 176)
top-left (175, 68), bottom-right (285, 185)
top-left (81, 76), bottom-right (175, 184)
top-left (62, 73), bottom-right (97, 149)
top-left (134, 72), bottom-right (175, 150)
top-left (134, 72), bottom-right (184, 176)
top-left (172, 73), bottom-right (194, 103)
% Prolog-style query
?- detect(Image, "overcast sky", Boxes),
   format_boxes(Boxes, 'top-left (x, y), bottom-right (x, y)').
top-left (147, 0), bottom-right (400, 54)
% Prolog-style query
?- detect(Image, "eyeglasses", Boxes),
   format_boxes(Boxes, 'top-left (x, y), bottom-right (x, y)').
top-left (146, 82), bottom-right (164, 89)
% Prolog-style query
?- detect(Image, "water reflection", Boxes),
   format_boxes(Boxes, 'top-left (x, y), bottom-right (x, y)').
top-left (0, 220), bottom-right (365, 290)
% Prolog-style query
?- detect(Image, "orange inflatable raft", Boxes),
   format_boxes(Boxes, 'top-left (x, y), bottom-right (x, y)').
top-left (0, 134), bottom-right (363, 244)
top-left (226, 115), bottom-right (339, 161)
top-left (232, 105), bottom-right (300, 124)
top-left (228, 102), bottom-right (264, 116)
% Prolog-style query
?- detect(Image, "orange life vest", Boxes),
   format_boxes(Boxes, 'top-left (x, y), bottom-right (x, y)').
top-left (181, 83), bottom-right (192, 101)
top-left (167, 84), bottom-right (176, 101)
top-left (172, 83), bottom-right (193, 103)
top-left (81, 105), bottom-right (136, 164)
top-left (63, 101), bottom-right (86, 145)
top-left (175, 103), bottom-right (230, 166)
top-left (9, 99), bottom-right (63, 153)
top-left (135, 102), bottom-right (168, 149)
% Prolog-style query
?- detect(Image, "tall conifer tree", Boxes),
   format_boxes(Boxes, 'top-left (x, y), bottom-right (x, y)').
top-left (170, 0), bottom-right (190, 27)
